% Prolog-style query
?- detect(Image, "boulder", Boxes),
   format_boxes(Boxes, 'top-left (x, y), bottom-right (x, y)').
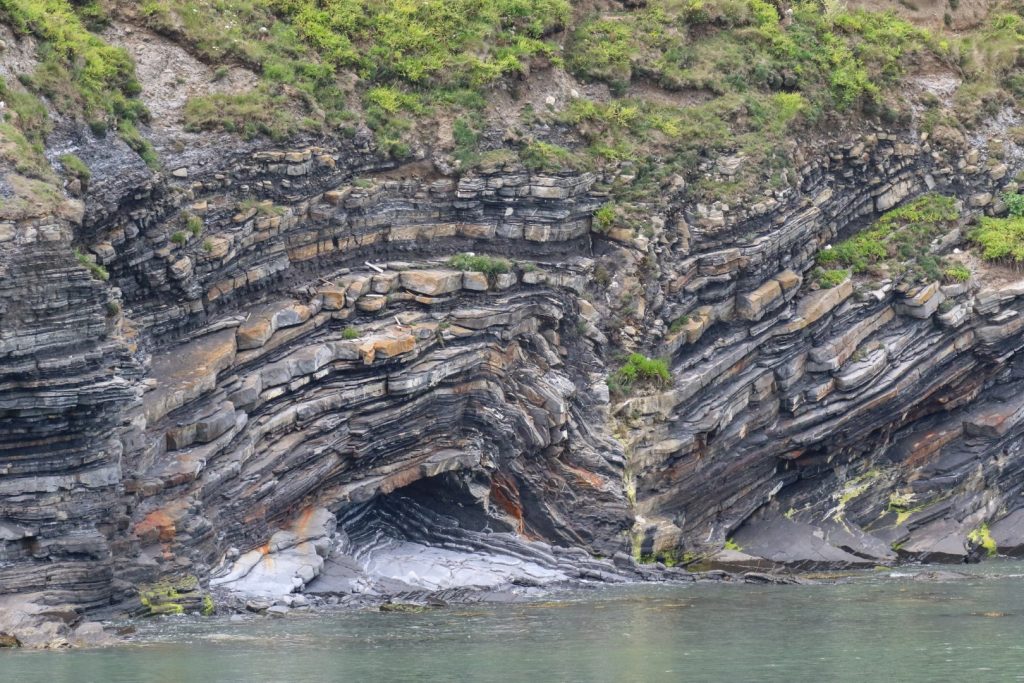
top-left (319, 286), bottom-right (346, 311)
top-left (400, 270), bottom-right (463, 296)
top-left (736, 279), bottom-right (782, 321)
top-left (462, 272), bottom-right (489, 291)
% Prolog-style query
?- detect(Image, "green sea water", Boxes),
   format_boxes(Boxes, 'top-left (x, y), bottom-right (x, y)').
top-left (6, 564), bottom-right (1024, 682)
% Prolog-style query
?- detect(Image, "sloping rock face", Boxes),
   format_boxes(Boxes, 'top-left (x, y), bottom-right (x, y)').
top-left (7, 76), bottom-right (1024, 634)
top-left (624, 130), bottom-right (1024, 568)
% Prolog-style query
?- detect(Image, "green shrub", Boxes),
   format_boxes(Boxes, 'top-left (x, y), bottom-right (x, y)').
top-left (447, 253), bottom-right (511, 276)
top-left (342, 326), bottom-right (360, 340)
top-left (969, 215), bottom-right (1024, 263)
top-left (59, 153), bottom-right (91, 185)
top-left (452, 116), bottom-right (480, 166)
top-left (0, 77), bottom-right (53, 178)
top-left (74, 248), bottom-right (109, 281)
top-left (119, 120), bottom-right (158, 168)
top-left (968, 523), bottom-right (997, 557)
top-left (202, 239), bottom-right (214, 253)
top-left (0, 76), bottom-right (50, 139)
top-left (364, 86), bottom-right (422, 115)
top-left (593, 204), bottom-right (616, 233)
top-left (568, 19), bottom-right (635, 93)
top-left (171, 231), bottom-right (188, 245)
top-left (813, 268), bottom-right (850, 289)
top-left (609, 353), bottom-right (671, 396)
top-left (184, 213), bottom-right (203, 236)
top-left (1004, 192), bottom-right (1024, 218)
top-left (668, 315), bottom-right (691, 334)
top-left (943, 264), bottom-right (971, 282)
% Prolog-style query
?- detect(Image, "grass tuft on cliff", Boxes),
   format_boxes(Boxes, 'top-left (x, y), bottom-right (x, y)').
top-left (970, 216), bottom-right (1024, 264)
top-left (608, 353), bottom-right (671, 398)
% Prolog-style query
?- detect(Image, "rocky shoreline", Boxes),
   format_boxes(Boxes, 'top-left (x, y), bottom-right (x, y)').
top-left (4, 550), bottom-right (1008, 650)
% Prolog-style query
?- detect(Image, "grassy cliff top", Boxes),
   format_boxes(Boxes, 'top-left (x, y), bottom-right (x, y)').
top-left (1, 0), bottom-right (1024, 216)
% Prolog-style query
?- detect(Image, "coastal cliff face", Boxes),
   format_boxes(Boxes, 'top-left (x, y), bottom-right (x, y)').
top-left (4, 0), bottom-right (1024, 645)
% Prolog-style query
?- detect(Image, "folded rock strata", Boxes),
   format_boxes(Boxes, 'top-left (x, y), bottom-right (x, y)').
top-left (6, 51), bottom-right (1024, 645)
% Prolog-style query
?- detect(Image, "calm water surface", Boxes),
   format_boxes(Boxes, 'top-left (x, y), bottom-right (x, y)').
top-left (6, 564), bottom-right (1024, 682)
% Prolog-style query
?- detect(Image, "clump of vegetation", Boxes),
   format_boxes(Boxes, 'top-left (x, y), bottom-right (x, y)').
top-left (74, 248), bottom-right (109, 281)
top-left (235, 198), bottom-right (286, 218)
top-left (137, 575), bottom-right (211, 617)
top-left (184, 213), bottom-right (203, 237)
top-left (943, 264), bottom-right (971, 282)
top-left (201, 594), bottom-right (215, 616)
top-left (969, 192), bottom-right (1024, 266)
top-left (202, 239), bottom-right (214, 253)
top-left (0, 76), bottom-right (53, 179)
top-left (817, 194), bottom-right (961, 283)
top-left (637, 548), bottom-right (686, 567)
top-left (342, 326), bottom-right (361, 340)
top-left (447, 253), bottom-right (511, 277)
top-left (519, 140), bottom-right (589, 173)
top-left (968, 522), bottom-right (998, 557)
top-left (668, 315), bottom-right (691, 334)
top-left (608, 353), bottom-right (671, 397)
top-left (59, 153), bottom-right (91, 188)
top-left (970, 216), bottom-right (1024, 264)
top-left (118, 120), bottom-right (158, 168)
top-left (451, 116), bottom-right (482, 166)
top-left (593, 203), bottom-right (616, 233)
top-left (170, 231), bottom-right (188, 245)
top-left (1005, 191), bottom-right (1024, 218)
top-left (184, 88), bottom-right (309, 141)
top-left (812, 268), bottom-right (850, 289)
